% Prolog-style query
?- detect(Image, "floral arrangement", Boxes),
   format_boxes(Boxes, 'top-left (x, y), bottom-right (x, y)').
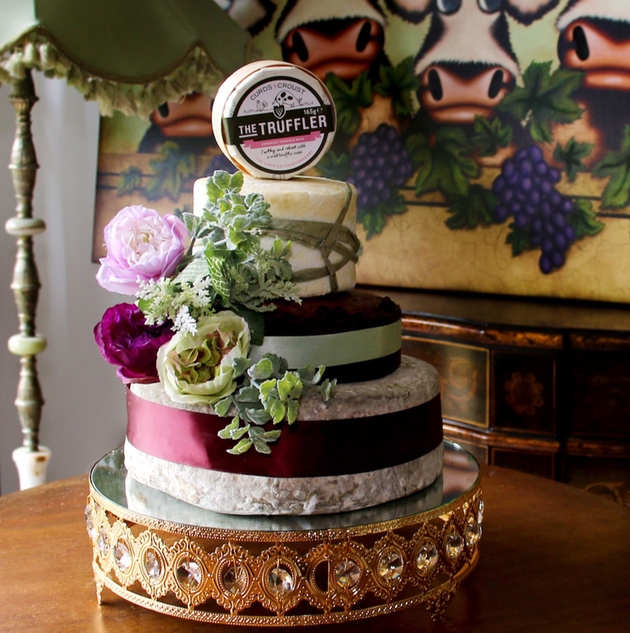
top-left (94, 170), bottom-right (334, 455)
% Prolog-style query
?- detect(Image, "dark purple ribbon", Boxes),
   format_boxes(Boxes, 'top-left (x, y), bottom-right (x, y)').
top-left (126, 388), bottom-right (443, 478)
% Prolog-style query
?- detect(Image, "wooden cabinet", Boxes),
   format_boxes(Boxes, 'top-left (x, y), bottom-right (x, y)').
top-left (373, 287), bottom-right (630, 498)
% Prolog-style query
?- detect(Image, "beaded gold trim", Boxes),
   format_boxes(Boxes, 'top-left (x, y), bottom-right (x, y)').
top-left (86, 479), bottom-right (482, 625)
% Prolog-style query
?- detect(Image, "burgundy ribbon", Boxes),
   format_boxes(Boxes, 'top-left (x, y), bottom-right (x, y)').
top-left (126, 388), bottom-right (443, 478)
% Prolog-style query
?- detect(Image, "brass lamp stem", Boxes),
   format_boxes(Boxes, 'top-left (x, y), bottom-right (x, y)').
top-left (5, 69), bottom-right (47, 452)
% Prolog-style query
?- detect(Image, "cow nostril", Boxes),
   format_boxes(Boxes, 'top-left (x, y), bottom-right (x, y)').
top-left (573, 26), bottom-right (589, 61)
top-left (428, 69), bottom-right (443, 101)
top-left (488, 70), bottom-right (504, 99)
top-left (356, 21), bottom-right (372, 53)
top-left (157, 103), bottom-right (169, 118)
top-left (292, 31), bottom-right (309, 63)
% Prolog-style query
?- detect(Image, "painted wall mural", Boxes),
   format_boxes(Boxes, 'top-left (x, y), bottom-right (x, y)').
top-left (93, 0), bottom-right (630, 303)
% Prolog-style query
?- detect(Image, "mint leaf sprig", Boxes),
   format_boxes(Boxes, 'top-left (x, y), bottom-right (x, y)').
top-left (215, 354), bottom-right (336, 455)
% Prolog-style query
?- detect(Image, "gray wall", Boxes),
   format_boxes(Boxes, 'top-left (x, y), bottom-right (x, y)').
top-left (0, 76), bottom-right (127, 495)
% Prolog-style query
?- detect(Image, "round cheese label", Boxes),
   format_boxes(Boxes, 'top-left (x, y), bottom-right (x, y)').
top-left (213, 61), bottom-right (336, 178)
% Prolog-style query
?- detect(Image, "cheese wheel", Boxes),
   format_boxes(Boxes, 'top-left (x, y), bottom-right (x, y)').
top-left (212, 61), bottom-right (336, 179)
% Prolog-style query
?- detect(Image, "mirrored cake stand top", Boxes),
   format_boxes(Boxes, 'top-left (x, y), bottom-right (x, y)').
top-left (90, 440), bottom-right (480, 534)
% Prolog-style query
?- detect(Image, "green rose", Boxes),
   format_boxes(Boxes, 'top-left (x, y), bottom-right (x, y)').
top-left (157, 311), bottom-right (250, 405)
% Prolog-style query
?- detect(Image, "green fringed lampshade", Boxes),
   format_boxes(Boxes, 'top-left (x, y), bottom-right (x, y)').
top-left (0, 0), bottom-right (252, 116)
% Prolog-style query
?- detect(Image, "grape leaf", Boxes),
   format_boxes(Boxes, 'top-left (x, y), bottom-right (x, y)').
top-left (506, 224), bottom-right (531, 256)
top-left (117, 166), bottom-right (143, 195)
top-left (374, 57), bottom-right (419, 118)
top-left (407, 128), bottom-right (479, 197)
top-left (592, 126), bottom-right (630, 209)
top-left (553, 138), bottom-right (594, 182)
top-left (471, 116), bottom-right (512, 157)
top-left (570, 199), bottom-right (605, 239)
top-left (498, 62), bottom-right (584, 144)
top-left (445, 185), bottom-right (497, 229)
top-left (316, 149), bottom-right (351, 181)
top-left (358, 191), bottom-right (408, 239)
top-left (144, 141), bottom-right (196, 201)
top-left (325, 72), bottom-right (373, 136)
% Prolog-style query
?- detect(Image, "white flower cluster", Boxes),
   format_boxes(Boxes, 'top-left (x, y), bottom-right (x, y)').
top-left (137, 275), bottom-right (215, 334)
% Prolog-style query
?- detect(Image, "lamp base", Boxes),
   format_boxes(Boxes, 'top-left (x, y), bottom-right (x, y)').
top-left (12, 445), bottom-right (51, 490)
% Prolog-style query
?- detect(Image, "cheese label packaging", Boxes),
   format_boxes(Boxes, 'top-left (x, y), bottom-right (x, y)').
top-left (213, 61), bottom-right (336, 178)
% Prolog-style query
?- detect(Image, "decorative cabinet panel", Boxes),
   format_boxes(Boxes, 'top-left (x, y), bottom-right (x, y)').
top-left (378, 287), bottom-right (630, 497)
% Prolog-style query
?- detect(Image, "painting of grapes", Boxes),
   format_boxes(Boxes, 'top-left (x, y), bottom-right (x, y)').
top-left (94, 0), bottom-right (630, 302)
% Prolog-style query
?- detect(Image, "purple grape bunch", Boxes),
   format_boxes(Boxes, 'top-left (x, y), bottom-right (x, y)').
top-left (492, 145), bottom-right (577, 274)
top-left (347, 124), bottom-right (414, 210)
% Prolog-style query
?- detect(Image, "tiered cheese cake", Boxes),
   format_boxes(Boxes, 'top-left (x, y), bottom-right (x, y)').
top-left (124, 172), bottom-right (443, 515)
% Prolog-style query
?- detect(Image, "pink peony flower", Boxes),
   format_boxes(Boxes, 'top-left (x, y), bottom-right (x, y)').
top-left (94, 303), bottom-right (174, 384)
top-left (96, 205), bottom-right (188, 295)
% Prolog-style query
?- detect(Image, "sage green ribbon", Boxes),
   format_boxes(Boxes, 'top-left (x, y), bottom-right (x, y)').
top-left (250, 320), bottom-right (401, 369)
top-left (262, 183), bottom-right (360, 293)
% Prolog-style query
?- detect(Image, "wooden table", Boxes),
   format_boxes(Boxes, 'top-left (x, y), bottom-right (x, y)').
top-left (2, 465), bottom-right (629, 632)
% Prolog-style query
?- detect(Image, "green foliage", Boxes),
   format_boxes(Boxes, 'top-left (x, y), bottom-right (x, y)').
top-left (325, 71), bottom-right (373, 136)
top-left (506, 224), bottom-right (531, 257)
top-left (570, 199), bottom-right (605, 239)
top-left (374, 57), bottom-right (419, 118)
top-left (445, 185), bottom-right (497, 229)
top-left (144, 141), bottom-right (197, 201)
top-left (138, 171), bottom-right (299, 331)
top-left (117, 166), bottom-right (143, 195)
top-left (316, 150), bottom-right (352, 181)
top-left (592, 126), bottom-right (630, 209)
top-left (498, 61), bottom-right (584, 144)
top-left (407, 128), bottom-right (479, 197)
top-left (183, 170), bottom-right (300, 313)
top-left (358, 191), bottom-right (408, 238)
top-left (215, 354), bottom-right (335, 455)
top-left (471, 116), bottom-right (512, 157)
top-left (553, 138), bottom-right (594, 182)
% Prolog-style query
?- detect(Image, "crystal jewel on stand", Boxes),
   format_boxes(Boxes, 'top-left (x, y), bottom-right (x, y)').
top-left (465, 514), bottom-right (482, 548)
top-left (445, 525), bottom-right (464, 561)
top-left (115, 540), bottom-right (132, 571)
top-left (335, 559), bottom-right (361, 587)
top-left (145, 550), bottom-right (161, 581)
top-left (177, 559), bottom-right (203, 590)
top-left (377, 548), bottom-right (404, 582)
top-left (268, 565), bottom-right (294, 596)
top-left (85, 505), bottom-right (96, 540)
top-left (478, 499), bottom-right (485, 524)
top-left (223, 564), bottom-right (246, 595)
top-left (416, 539), bottom-right (439, 576)
top-left (97, 526), bottom-right (109, 557)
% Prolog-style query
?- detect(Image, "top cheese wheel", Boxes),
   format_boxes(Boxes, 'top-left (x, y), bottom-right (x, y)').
top-left (212, 61), bottom-right (336, 179)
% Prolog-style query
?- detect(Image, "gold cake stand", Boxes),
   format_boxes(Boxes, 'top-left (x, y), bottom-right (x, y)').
top-left (86, 441), bottom-right (482, 626)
